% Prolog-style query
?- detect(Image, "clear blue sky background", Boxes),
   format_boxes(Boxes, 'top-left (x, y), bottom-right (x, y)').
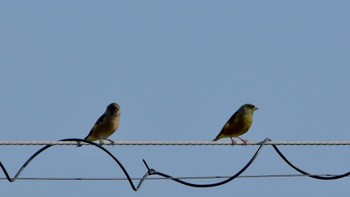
top-left (0, 1), bottom-right (349, 196)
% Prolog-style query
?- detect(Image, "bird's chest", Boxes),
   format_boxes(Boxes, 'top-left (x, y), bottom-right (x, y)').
top-left (96, 117), bottom-right (119, 138)
top-left (232, 115), bottom-right (253, 134)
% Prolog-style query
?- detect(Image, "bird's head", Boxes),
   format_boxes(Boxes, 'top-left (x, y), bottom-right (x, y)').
top-left (242, 104), bottom-right (258, 112)
top-left (106, 103), bottom-right (120, 115)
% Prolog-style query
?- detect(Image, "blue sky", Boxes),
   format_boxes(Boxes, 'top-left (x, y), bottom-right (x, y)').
top-left (0, 1), bottom-right (349, 196)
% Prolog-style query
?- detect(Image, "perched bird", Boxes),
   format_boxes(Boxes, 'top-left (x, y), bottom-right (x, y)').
top-left (77, 103), bottom-right (121, 146)
top-left (213, 104), bottom-right (258, 145)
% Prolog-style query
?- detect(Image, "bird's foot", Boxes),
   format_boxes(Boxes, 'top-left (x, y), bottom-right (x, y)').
top-left (230, 138), bottom-right (237, 146)
top-left (105, 139), bottom-right (116, 146)
top-left (98, 139), bottom-right (104, 145)
top-left (238, 137), bottom-right (248, 146)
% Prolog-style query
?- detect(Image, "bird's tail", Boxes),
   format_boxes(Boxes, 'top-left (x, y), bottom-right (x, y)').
top-left (212, 137), bottom-right (219, 141)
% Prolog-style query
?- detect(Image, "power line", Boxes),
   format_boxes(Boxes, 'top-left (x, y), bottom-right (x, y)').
top-left (1, 174), bottom-right (346, 181)
top-left (1, 138), bottom-right (350, 190)
top-left (0, 140), bottom-right (350, 146)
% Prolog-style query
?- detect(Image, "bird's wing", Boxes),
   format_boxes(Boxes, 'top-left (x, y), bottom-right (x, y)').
top-left (226, 110), bottom-right (240, 126)
top-left (84, 113), bottom-right (106, 139)
top-left (215, 110), bottom-right (240, 137)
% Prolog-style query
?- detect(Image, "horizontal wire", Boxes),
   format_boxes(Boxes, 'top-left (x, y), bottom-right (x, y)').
top-left (0, 174), bottom-right (346, 181)
top-left (0, 140), bottom-right (350, 146)
top-left (1, 138), bottom-right (349, 189)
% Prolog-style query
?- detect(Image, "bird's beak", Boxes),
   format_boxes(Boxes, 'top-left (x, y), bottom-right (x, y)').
top-left (254, 107), bottom-right (258, 111)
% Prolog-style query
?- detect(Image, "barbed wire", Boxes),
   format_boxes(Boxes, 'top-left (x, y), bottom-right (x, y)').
top-left (1, 138), bottom-right (350, 191)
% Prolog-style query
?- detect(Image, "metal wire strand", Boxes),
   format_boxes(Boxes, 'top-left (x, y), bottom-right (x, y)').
top-left (272, 145), bottom-right (350, 180)
top-left (1, 174), bottom-right (344, 181)
top-left (0, 138), bottom-right (138, 191)
top-left (1, 140), bottom-right (350, 146)
top-left (1, 138), bottom-right (350, 191)
top-left (138, 138), bottom-right (271, 189)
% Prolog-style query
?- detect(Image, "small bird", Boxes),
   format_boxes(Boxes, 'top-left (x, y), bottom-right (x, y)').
top-left (213, 104), bottom-right (258, 145)
top-left (77, 103), bottom-right (121, 146)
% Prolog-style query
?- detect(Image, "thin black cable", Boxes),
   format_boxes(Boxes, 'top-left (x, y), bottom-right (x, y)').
top-left (1, 137), bottom-right (350, 191)
top-left (1, 173), bottom-right (345, 181)
top-left (272, 145), bottom-right (350, 180)
top-left (137, 138), bottom-right (271, 188)
top-left (0, 138), bottom-right (139, 191)
top-left (0, 138), bottom-right (272, 190)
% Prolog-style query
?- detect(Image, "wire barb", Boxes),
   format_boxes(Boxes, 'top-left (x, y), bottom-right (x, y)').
top-left (142, 159), bottom-right (151, 171)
